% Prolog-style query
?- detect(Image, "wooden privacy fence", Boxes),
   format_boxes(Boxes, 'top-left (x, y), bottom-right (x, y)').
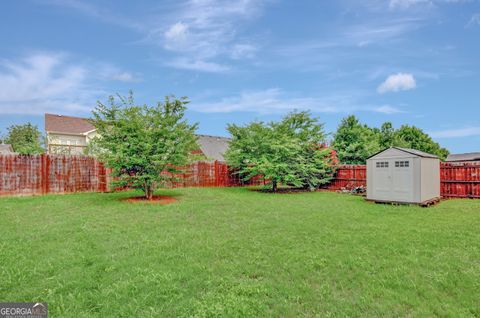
top-left (1, 154), bottom-right (479, 198)
top-left (167, 161), bottom-right (264, 188)
top-left (0, 154), bottom-right (107, 196)
top-left (325, 162), bottom-right (480, 199)
top-left (0, 154), bottom-right (262, 196)
top-left (325, 165), bottom-right (366, 190)
top-left (441, 163), bottom-right (480, 198)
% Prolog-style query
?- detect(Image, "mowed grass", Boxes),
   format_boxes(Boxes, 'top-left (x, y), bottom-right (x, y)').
top-left (1, 188), bottom-right (480, 317)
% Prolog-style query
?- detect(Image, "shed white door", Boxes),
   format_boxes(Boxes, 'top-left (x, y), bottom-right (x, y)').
top-left (391, 159), bottom-right (413, 202)
top-left (373, 159), bottom-right (413, 202)
top-left (373, 160), bottom-right (393, 200)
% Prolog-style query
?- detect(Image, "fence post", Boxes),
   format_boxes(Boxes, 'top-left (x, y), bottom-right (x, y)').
top-left (41, 153), bottom-right (50, 194)
top-left (214, 161), bottom-right (219, 187)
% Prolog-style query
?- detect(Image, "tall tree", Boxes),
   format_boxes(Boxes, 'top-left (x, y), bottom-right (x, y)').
top-left (379, 122), bottom-right (396, 148)
top-left (3, 123), bottom-right (44, 154)
top-left (226, 111), bottom-right (337, 192)
top-left (332, 115), bottom-right (380, 164)
top-left (90, 93), bottom-right (199, 200)
top-left (394, 125), bottom-right (449, 160)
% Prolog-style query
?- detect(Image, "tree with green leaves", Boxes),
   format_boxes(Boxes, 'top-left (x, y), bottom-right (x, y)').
top-left (2, 123), bottom-right (44, 154)
top-left (332, 115), bottom-right (380, 164)
top-left (90, 93), bottom-right (199, 200)
top-left (394, 125), bottom-right (449, 160)
top-left (379, 122), bottom-right (396, 148)
top-left (226, 111), bottom-right (337, 192)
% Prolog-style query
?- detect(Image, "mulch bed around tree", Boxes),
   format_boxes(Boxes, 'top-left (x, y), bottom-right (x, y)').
top-left (122, 195), bottom-right (178, 204)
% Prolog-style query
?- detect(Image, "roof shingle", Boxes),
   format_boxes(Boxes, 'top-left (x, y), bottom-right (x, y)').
top-left (45, 113), bottom-right (95, 134)
top-left (446, 152), bottom-right (480, 162)
top-left (197, 135), bottom-right (230, 162)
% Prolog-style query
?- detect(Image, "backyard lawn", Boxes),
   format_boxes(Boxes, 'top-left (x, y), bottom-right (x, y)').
top-left (1, 188), bottom-right (480, 317)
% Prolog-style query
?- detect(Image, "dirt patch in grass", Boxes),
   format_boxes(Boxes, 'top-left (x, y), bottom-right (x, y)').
top-left (122, 195), bottom-right (178, 204)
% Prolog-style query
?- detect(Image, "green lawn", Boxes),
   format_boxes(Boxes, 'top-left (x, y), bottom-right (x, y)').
top-left (1, 188), bottom-right (480, 317)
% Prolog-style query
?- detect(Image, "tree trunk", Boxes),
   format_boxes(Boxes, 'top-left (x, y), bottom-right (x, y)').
top-left (272, 180), bottom-right (278, 193)
top-left (144, 184), bottom-right (154, 200)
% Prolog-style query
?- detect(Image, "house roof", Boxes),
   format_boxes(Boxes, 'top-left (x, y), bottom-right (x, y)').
top-left (44, 113), bottom-right (231, 161)
top-left (0, 144), bottom-right (14, 154)
top-left (45, 113), bottom-right (95, 135)
top-left (446, 152), bottom-right (480, 162)
top-left (197, 134), bottom-right (230, 162)
top-left (367, 147), bottom-right (439, 159)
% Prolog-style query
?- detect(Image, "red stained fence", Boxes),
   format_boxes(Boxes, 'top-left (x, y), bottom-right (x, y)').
top-left (168, 161), bottom-right (264, 188)
top-left (0, 154), bottom-right (262, 196)
top-left (1, 154), bottom-right (479, 199)
top-left (441, 163), bottom-right (480, 198)
top-left (325, 165), bottom-right (366, 190)
top-left (0, 154), bottom-right (107, 196)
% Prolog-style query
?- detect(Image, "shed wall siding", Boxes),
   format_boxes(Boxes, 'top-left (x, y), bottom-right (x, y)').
top-left (420, 158), bottom-right (440, 202)
top-left (366, 160), bottom-right (374, 200)
top-left (412, 157), bottom-right (421, 203)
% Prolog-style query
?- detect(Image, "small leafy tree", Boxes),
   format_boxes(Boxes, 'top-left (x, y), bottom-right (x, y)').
top-left (90, 93), bottom-right (199, 200)
top-left (332, 115), bottom-right (380, 164)
top-left (226, 111), bottom-right (337, 192)
top-left (3, 123), bottom-right (44, 154)
top-left (277, 112), bottom-right (337, 190)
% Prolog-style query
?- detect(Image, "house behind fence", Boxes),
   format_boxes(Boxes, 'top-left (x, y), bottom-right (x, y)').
top-left (45, 113), bottom-right (232, 162)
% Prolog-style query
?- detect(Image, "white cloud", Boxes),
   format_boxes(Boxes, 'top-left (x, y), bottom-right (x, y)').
top-left (389, 0), bottom-right (430, 9)
top-left (377, 73), bottom-right (416, 93)
top-left (190, 88), bottom-right (398, 114)
top-left (96, 64), bottom-right (140, 82)
top-left (0, 53), bottom-right (136, 115)
top-left (388, 0), bottom-right (471, 9)
top-left (429, 126), bottom-right (480, 138)
top-left (373, 105), bottom-right (404, 114)
top-left (167, 58), bottom-right (230, 73)
top-left (164, 22), bottom-right (189, 46)
top-left (153, 0), bottom-right (266, 71)
top-left (38, 0), bottom-right (264, 72)
top-left (0, 53), bottom-right (92, 115)
top-left (346, 19), bottom-right (421, 46)
top-left (111, 72), bottom-right (136, 82)
top-left (191, 89), bottom-right (352, 113)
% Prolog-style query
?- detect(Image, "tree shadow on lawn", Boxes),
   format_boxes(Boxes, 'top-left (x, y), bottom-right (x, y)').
top-left (249, 186), bottom-right (316, 194)
top-left (121, 195), bottom-right (178, 204)
top-left (104, 189), bottom-right (183, 205)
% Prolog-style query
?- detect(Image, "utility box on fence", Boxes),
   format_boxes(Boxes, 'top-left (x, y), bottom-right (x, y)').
top-left (366, 147), bottom-right (440, 204)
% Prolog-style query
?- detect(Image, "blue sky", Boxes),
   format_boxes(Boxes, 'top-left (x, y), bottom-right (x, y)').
top-left (0, 0), bottom-right (479, 153)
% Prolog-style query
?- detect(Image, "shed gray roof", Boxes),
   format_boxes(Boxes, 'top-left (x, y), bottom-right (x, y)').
top-left (367, 147), bottom-right (439, 159)
top-left (197, 134), bottom-right (230, 162)
top-left (394, 147), bottom-right (439, 158)
top-left (0, 144), bottom-right (14, 154)
top-left (446, 152), bottom-right (480, 162)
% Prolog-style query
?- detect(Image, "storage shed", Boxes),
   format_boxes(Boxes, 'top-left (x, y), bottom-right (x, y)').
top-left (366, 147), bottom-right (440, 204)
